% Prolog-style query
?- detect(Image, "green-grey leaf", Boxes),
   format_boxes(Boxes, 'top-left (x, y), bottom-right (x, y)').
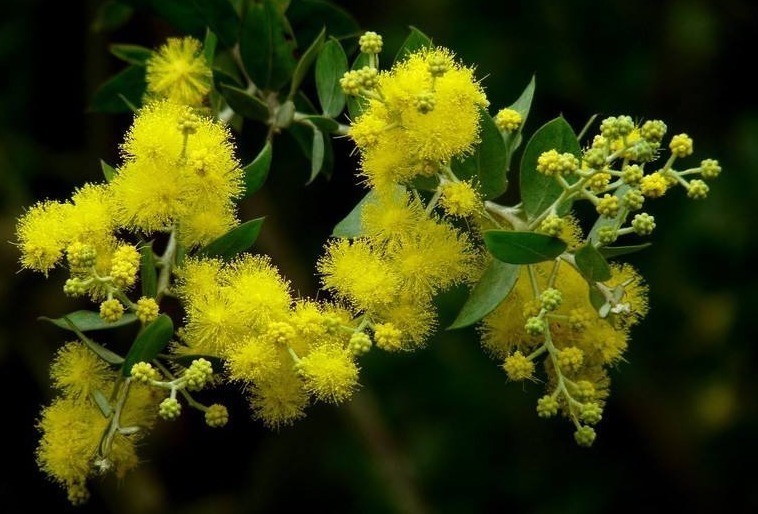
top-left (332, 185), bottom-right (406, 238)
top-left (191, 0), bottom-right (239, 47)
top-left (140, 242), bottom-right (157, 298)
top-left (198, 217), bottom-right (266, 260)
top-left (90, 65), bottom-right (146, 113)
top-left (219, 83), bottom-right (269, 122)
top-left (40, 311), bottom-right (138, 332)
top-left (599, 243), bottom-right (652, 259)
top-left (589, 284), bottom-right (609, 316)
top-left (520, 116), bottom-right (581, 220)
top-left (289, 27), bottom-right (326, 99)
top-left (54, 316), bottom-right (125, 365)
top-left (574, 244), bottom-right (612, 282)
top-left (393, 26), bottom-right (432, 63)
top-left (243, 141), bottom-right (272, 197)
top-left (203, 29), bottom-right (218, 66)
top-left (92, 390), bottom-right (113, 417)
top-left (239, 0), bottom-right (297, 91)
top-left (346, 53), bottom-right (370, 120)
top-left (100, 160), bottom-right (116, 182)
top-left (451, 108), bottom-right (509, 199)
top-left (315, 38), bottom-right (348, 118)
top-left (309, 126), bottom-right (325, 184)
top-left (298, 115), bottom-right (340, 133)
top-left (109, 44), bottom-right (153, 66)
top-left (122, 314), bottom-right (174, 376)
top-left (484, 230), bottom-right (567, 264)
top-left (503, 75), bottom-right (535, 170)
top-left (448, 261), bottom-right (520, 329)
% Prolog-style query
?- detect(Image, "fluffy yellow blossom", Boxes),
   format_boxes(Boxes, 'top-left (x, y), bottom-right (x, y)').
top-left (50, 342), bottom-right (115, 402)
top-left (146, 37), bottom-right (212, 106)
top-left (438, 180), bottom-right (480, 217)
top-left (15, 200), bottom-right (69, 273)
top-left (297, 346), bottom-right (359, 404)
top-left (250, 369), bottom-right (309, 428)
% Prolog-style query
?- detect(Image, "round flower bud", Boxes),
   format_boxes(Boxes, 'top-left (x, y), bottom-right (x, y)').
top-left (159, 397), bottom-right (182, 420)
top-left (413, 91), bottom-right (436, 114)
top-left (66, 241), bottom-right (97, 273)
top-left (572, 380), bottom-right (596, 401)
top-left (596, 194), bottom-right (620, 218)
top-left (580, 402), bottom-right (603, 425)
top-left (568, 309), bottom-right (593, 332)
top-left (615, 115), bottom-right (634, 137)
top-left (557, 346), bottom-right (584, 373)
top-left (205, 404), bottom-right (229, 428)
top-left (494, 108), bottom-right (522, 132)
top-left (621, 164), bottom-right (643, 186)
top-left (574, 425), bottom-right (597, 447)
top-left (536, 149), bottom-right (579, 176)
top-left (540, 288), bottom-right (562, 311)
top-left (596, 226), bottom-right (618, 245)
top-left (63, 277), bottom-right (88, 297)
top-left (632, 213), bottom-right (656, 236)
top-left (687, 179), bottom-right (709, 200)
top-left (525, 316), bottom-right (546, 336)
top-left (439, 180), bottom-right (479, 217)
top-left (359, 31), bottom-right (383, 54)
top-left (587, 172), bottom-right (611, 193)
top-left (67, 482), bottom-right (90, 506)
top-left (178, 111), bottom-right (201, 135)
top-left (640, 119), bottom-right (667, 143)
top-left (184, 358), bottom-right (214, 391)
top-left (110, 244), bottom-right (140, 289)
top-left (374, 323), bottom-right (402, 352)
top-left (700, 159), bottom-right (722, 180)
top-left (539, 214), bottom-right (565, 237)
top-left (583, 147), bottom-right (606, 170)
top-left (130, 361), bottom-right (159, 383)
top-left (627, 140), bottom-right (656, 162)
top-left (356, 66), bottom-right (379, 89)
top-left (502, 351), bottom-right (535, 381)
top-left (427, 52), bottom-right (450, 77)
top-left (348, 332), bottom-right (372, 355)
top-left (600, 116), bottom-right (620, 139)
top-left (136, 297), bottom-right (159, 324)
top-left (339, 70), bottom-right (361, 96)
top-left (669, 133), bottom-right (693, 158)
top-left (536, 395), bottom-right (559, 418)
top-left (622, 188), bottom-right (645, 211)
top-left (100, 299), bottom-right (124, 323)
top-left (266, 321), bottom-right (296, 346)
top-left (640, 172), bottom-right (669, 198)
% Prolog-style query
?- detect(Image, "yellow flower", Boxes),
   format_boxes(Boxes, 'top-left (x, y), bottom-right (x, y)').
top-left (146, 37), bottom-right (212, 106)
top-left (50, 342), bottom-right (115, 402)
top-left (15, 200), bottom-right (69, 274)
top-left (297, 346), bottom-right (359, 404)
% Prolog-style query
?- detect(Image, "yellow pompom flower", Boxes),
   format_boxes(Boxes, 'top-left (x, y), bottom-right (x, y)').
top-left (297, 346), bottom-right (359, 404)
top-left (50, 342), bottom-right (115, 402)
top-left (15, 200), bottom-right (69, 274)
top-left (146, 37), bottom-right (212, 106)
top-left (361, 188), bottom-right (425, 243)
top-left (249, 369), bottom-right (309, 428)
top-left (227, 334), bottom-right (282, 384)
top-left (135, 297), bottom-right (159, 324)
top-left (438, 180), bottom-right (480, 217)
top-left (640, 172), bottom-right (669, 198)
top-left (375, 294), bottom-right (437, 348)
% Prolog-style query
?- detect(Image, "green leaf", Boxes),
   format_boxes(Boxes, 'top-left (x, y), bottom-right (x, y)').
top-left (239, 0), bottom-right (297, 91)
top-left (203, 29), bottom-right (218, 67)
top-left (484, 230), bottom-right (567, 264)
top-left (90, 65), bottom-right (146, 113)
top-left (109, 44), bottom-right (153, 66)
top-left (289, 27), bottom-right (326, 99)
top-left (218, 83), bottom-right (269, 122)
top-left (92, 390), bottom-right (113, 417)
top-left (309, 126), bottom-right (325, 184)
top-left (53, 316), bottom-right (125, 365)
top-left (588, 185), bottom-right (631, 244)
top-left (332, 185), bottom-right (406, 238)
top-left (520, 116), bottom-right (581, 220)
top-left (191, 0), bottom-right (240, 47)
top-left (574, 244), bottom-right (612, 282)
top-left (346, 53), bottom-right (370, 120)
top-left (599, 243), bottom-right (652, 259)
top-left (139, 242), bottom-right (158, 298)
top-left (213, 67), bottom-right (244, 89)
top-left (100, 160), bottom-right (116, 182)
top-left (165, 354), bottom-right (224, 373)
top-left (451, 107), bottom-right (509, 199)
top-left (118, 0), bottom-right (206, 35)
top-left (315, 38), bottom-right (348, 118)
top-left (502, 75), bottom-right (535, 170)
top-left (298, 115), bottom-right (340, 133)
top-left (40, 311), bottom-right (138, 332)
top-left (198, 217), bottom-right (266, 260)
top-left (448, 261), bottom-right (520, 329)
top-left (287, 0), bottom-right (360, 47)
top-left (91, 1), bottom-right (134, 33)
top-left (589, 284), bottom-right (609, 316)
top-left (243, 141), bottom-right (272, 197)
top-left (122, 314), bottom-right (174, 376)
top-left (393, 26), bottom-right (432, 63)
top-left (288, 122), bottom-right (334, 179)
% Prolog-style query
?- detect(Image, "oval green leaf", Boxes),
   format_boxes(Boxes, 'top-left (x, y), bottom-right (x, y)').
top-left (289, 27), bottom-right (326, 99)
top-left (140, 242), bottom-right (158, 298)
top-left (109, 44), bottom-right (153, 66)
top-left (448, 261), bottom-right (521, 329)
top-left (298, 115), bottom-right (340, 133)
top-left (54, 316), bottom-right (125, 365)
top-left (203, 29), bottom-right (218, 66)
top-left (219, 83), bottom-right (269, 122)
top-left (191, 0), bottom-right (239, 48)
top-left (519, 117), bottom-right (581, 220)
top-left (484, 230), bottom-right (567, 264)
top-left (198, 217), bottom-right (266, 260)
top-left (309, 126), bottom-right (325, 184)
top-left (243, 141), bottom-right (273, 197)
top-left (122, 314), bottom-right (174, 376)
top-left (574, 244), bottom-right (612, 282)
top-left (100, 159), bottom-right (116, 182)
top-left (40, 310), bottom-right (138, 332)
top-left (239, 0), bottom-right (297, 91)
top-left (393, 26), bottom-right (432, 63)
top-left (315, 38), bottom-right (348, 118)
top-left (598, 243), bottom-right (652, 259)
top-left (90, 65), bottom-right (146, 113)
top-left (451, 107), bottom-right (509, 199)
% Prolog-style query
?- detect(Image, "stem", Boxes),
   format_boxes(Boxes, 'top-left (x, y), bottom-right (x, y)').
top-left (156, 228), bottom-right (177, 301)
top-left (484, 201), bottom-right (527, 230)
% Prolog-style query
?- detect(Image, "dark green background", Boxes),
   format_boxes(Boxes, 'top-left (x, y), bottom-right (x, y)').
top-left (1, 1), bottom-right (756, 512)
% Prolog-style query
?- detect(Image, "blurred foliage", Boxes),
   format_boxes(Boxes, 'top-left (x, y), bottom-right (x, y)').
top-left (1, 0), bottom-right (757, 512)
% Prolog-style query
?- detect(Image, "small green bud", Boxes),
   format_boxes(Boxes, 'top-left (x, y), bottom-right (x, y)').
top-left (536, 395), bottom-right (559, 418)
top-left (494, 108), bottom-right (522, 132)
top-left (596, 194), bottom-right (620, 218)
top-left (503, 351), bottom-right (535, 381)
top-left (669, 133), bottom-right (693, 158)
top-left (587, 172), bottom-right (611, 193)
top-left (159, 397), bottom-right (182, 420)
top-left (427, 53), bottom-right (450, 77)
top-left (136, 297), bottom-right (159, 324)
top-left (574, 425), bottom-right (597, 447)
top-left (615, 115), bottom-right (634, 137)
top-left (348, 332), bottom-right (372, 355)
top-left (687, 179), bottom-right (709, 199)
top-left (557, 346), bottom-right (584, 373)
top-left (339, 70), bottom-right (362, 96)
top-left (540, 288), bottom-right (562, 311)
top-left (537, 149), bottom-right (579, 176)
top-left (184, 358), bottom-right (213, 391)
top-left (63, 277), bottom-right (88, 297)
top-left (627, 140), bottom-right (656, 162)
top-left (583, 147), bottom-right (606, 170)
top-left (572, 380), bottom-right (596, 402)
top-left (600, 116), bottom-right (620, 139)
top-left (580, 402), bottom-right (603, 425)
top-left (130, 361), bottom-right (159, 383)
top-left (596, 226), bottom-right (618, 245)
top-left (621, 164), bottom-right (644, 186)
top-left (359, 31), bottom-right (383, 54)
top-left (640, 119), bottom-right (667, 143)
top-left (356, 66), bottom-right (379, 89)
top-left (700, 159), bottom-right (722, 180)
top-left (525, 316), bottom-right (546, 336)
top-left (99, 299), bottom-right (124, 323)
top-left (622, 188), bottom-right (645, 211)
top-left (178, 111), bottom-right (201, 135)
top-left (205, 404), bottom-right (229, 428)
top-left (539, 214), bottom-right (565, 237)
top-left (632, 213), bottom-right (656, 236)
top-left (568, 309), bottom-right (593, 331)
top-left (413, 91), bottom-right (436, 114)
top-left (66, 241), bottom-right (97, 273)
